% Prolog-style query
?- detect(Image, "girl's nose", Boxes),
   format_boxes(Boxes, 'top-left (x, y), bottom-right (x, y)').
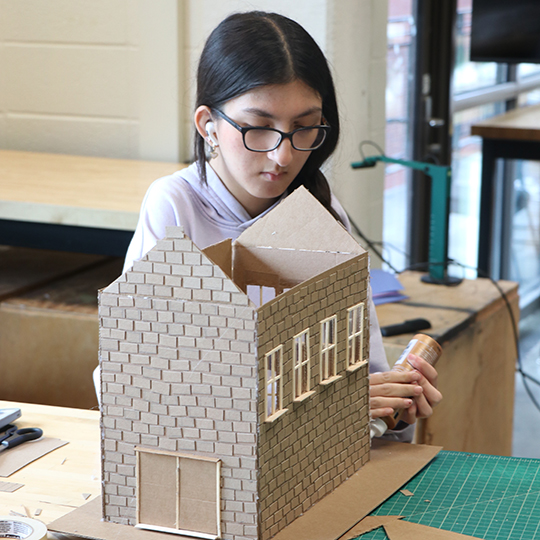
top-left (268, 138), bottom-right (294, 167)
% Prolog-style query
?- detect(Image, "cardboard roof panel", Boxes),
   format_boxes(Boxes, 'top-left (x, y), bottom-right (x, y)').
top-left (235, 186), bottom-right (365, 255)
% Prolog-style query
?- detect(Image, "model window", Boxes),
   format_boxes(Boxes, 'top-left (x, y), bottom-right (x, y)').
top-left (293, 330), bottom-right (310, 399)
top-left (265, 345), bottom-right (284, 419)
top-left (347, 302), bottom-right (366, 368)
top-left (320, 315), bottom-right (337, 381)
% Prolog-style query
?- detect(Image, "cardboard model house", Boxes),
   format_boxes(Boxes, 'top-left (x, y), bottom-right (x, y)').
top-left (99, 187), bottom-right (371, 540)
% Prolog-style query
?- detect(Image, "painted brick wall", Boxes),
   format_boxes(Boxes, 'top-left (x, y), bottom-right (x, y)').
top-left (99, 228), bottom-right (259, 539)
top-left (256, 254), bottom-right (370, 540)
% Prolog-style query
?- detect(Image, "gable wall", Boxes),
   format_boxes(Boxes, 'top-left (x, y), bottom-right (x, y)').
top-left (99, 232), bottom-right (260, 540)
top-left (256, 254), bottom-right (370, 540)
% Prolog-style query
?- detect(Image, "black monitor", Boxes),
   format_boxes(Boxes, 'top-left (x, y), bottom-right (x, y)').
top-left (470, 0), bottom-right (540, 64)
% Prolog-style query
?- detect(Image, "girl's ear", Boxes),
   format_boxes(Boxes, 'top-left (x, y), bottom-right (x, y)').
top-left (194, 106), bottom-right (215, 141)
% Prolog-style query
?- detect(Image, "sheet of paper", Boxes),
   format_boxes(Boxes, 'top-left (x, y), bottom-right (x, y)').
top-left (0, 437), bottom-right (68, 477)
top-left (371, 269), bottom-right (408, 305)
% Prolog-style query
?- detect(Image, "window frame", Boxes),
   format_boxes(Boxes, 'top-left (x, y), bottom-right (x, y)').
top-left (319, 315), bottom-right (339, 384)
top-left (265, 345), bottom-right (286, 421)
top-left (346, 302), bottom-right (367, 371)
top-left (293, 329), bottom-right (314, 401)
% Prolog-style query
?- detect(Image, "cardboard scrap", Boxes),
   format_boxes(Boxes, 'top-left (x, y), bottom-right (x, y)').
top-left (344, 515), bottom-right (403, 539)
top-left (0, 480), bottom-right (24, 493)
top-left (0, 437), bottom-right (68, 477)
top-left (384, 519), bottom-right (487, 540)
top-left (400, 489), bottom-right (414, 497)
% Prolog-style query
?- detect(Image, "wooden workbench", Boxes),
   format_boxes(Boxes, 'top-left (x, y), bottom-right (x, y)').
top-left (0, 150), bottom-right (185, 255)
top-left (0, 150), bottom-right (183, 230)
top-left (0, 400), bottom-right (100, 527)
top-left (376, 271), bottom-right (519, 456)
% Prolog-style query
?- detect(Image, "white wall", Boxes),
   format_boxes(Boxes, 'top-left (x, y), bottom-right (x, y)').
top-left (0, 0), bottom-right (386, 248)
top-left (0, 0), bottom-right (183, 161)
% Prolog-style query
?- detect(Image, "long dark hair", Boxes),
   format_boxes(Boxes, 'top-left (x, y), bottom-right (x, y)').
top-left (195, 11), bottom-right (342, 222)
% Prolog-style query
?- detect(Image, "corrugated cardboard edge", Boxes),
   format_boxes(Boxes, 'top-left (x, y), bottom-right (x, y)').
top-left (49, 440), bottom-right (440, 540)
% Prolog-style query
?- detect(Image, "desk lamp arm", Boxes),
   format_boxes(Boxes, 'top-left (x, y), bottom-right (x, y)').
top-left (352, 155), bottom-right (458, 284)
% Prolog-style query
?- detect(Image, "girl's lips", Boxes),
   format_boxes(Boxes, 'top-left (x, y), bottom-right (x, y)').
top-left (262, 171), bottom-right (285, 181)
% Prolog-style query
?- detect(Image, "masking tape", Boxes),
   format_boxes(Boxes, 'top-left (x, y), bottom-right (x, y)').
top-left (0, 517), bottom-right (47, 540)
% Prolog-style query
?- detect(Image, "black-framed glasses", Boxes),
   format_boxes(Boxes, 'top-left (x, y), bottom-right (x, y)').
top-left (212, 109), bottom-right (331, 152)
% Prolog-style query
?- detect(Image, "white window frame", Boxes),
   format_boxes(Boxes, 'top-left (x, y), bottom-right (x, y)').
top-left (320, 315), bottom-right (338, 383)
top-left (346, 302), bottom-right (366, 371)
top-left (265, 345), bottom-right (285, 421)
top-left (293, 329), bottom-right (313, 401)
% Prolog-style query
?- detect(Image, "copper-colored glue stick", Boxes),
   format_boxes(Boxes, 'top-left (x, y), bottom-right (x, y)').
top-left (370, 333), bottom-right (442, 438)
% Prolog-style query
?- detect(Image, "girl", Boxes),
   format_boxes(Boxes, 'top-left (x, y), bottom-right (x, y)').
top-left (124, 11), bottom-right (442, 441)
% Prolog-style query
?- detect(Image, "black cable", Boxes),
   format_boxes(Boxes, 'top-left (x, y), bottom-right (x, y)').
top-left (358, 140), bottom-right (385, 161)
top-left (346, 213), bottom-right (400, 273)
top-left (452, 261), bottom-right (540, 414)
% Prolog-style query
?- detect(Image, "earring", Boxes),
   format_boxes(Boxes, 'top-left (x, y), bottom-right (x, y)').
top-left (207, 139), bottom-right (219, 159)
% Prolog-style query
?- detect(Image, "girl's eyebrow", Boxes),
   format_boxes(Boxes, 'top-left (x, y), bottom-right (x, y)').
top-left (242, 106), bottom-right (323, 120)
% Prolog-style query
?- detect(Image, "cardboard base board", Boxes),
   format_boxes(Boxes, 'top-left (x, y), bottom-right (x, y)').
top-left (48, 497), bottom-right (193, 540)
top-left (49, 440), bottom-right (441, 540)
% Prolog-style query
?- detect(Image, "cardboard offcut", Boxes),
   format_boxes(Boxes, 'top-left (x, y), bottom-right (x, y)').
top-left (0, 438), bottom-right (68, 477)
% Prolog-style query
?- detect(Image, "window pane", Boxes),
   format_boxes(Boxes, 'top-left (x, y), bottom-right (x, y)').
top-left (384, 0), bottom-right (414, 272)
top-left (518, 64), bottom-right (540, 80)
top-left (510, 161), bottom-right (540, 296)
top-left (518, 89), bottom-right (540, 108)
top-left (354, 335), bottom-right (361, 363)
top-left (448, 102), bottom-right (506, 278)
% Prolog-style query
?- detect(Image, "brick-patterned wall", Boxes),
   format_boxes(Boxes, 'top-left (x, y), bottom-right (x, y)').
top-left (99, 230), bottom-right (259, 540)
top-left (256, 255), bottom-right (370, 540)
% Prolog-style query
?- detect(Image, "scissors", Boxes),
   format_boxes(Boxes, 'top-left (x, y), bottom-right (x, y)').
top-left (0, 425), bottom-right (43, 453)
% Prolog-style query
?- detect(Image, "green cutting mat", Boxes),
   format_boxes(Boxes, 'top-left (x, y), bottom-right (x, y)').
top-left (355, 451), bottom-right (540, 540)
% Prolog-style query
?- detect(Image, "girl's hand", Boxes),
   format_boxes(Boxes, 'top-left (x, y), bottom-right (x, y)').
top-left (369, 353), bottom-right (442, 426)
